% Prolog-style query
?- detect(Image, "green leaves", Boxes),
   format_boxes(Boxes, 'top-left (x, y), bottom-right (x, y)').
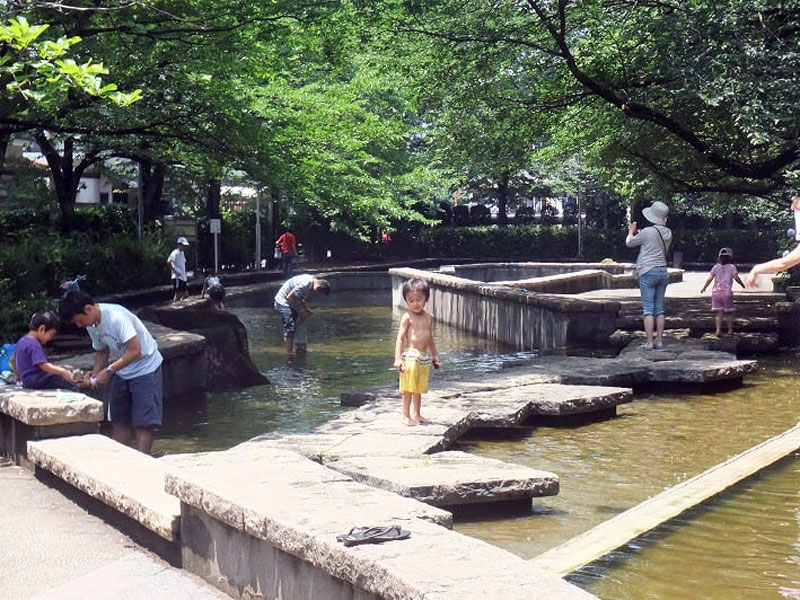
top-left (1, 16), bottom-right (142, 112)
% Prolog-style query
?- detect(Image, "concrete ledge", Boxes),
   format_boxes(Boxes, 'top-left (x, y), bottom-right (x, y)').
top-left (324, 451), bottom-right (559, 507)
top-left (0, 389), bottom-right (103, 426)
top-left (27, 434), bottom-right (180, 542)
top-left (0, 389), bottom-right (103, 465)
top-left (165, 447), bottom-right (594, 600)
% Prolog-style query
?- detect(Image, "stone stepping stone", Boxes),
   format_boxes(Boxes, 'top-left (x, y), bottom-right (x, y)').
top-left (315, 399), bottom-right (472, 447)
top-left (454, 383), bottom-right (632, 423)
top-left (165, 446), bottom-right (452, 529)
top-left (324, 451), bottom-right (559, 507)
top-left (253, 431), bottom-right (448, 463)
top-left (615, 314), bottom-right (779, 332)
top-left (27, 434), bottom-right (180, 541)
top-left (165, 447), bottom-right (593, 600)
top-left (701, 331), bottom-right (780, 353)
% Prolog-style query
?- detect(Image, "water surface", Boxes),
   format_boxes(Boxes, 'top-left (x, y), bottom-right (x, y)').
top-left (154, 294), bottom-right (800, 599)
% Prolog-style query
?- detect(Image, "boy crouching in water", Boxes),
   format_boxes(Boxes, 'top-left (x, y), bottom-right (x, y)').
top-left (393, 278), bottom-right (440, 426)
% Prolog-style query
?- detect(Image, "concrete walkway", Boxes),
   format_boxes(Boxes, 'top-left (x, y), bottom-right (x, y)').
top-left (0, 460), bottom-right (229, 600)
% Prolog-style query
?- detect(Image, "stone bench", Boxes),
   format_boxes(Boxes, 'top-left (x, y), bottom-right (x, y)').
top-left (324, 451), bottom-right (559, 508)
top-left (27, 434), bottom-right (180, 544)
top-left (164, 446), bottom-right (595, 600)
top-left (0, 388), bottom-right (102, 465)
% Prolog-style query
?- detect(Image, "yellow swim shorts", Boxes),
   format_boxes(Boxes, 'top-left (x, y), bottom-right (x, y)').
top-left (399, 348), bottom-right (431, 394)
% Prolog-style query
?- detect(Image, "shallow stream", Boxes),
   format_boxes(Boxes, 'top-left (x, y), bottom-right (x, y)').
top-left (155, 292), bottom-right (800, 599)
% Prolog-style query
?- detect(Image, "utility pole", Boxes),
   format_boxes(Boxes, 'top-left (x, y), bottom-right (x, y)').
top-left (255, 193), bottom-right (262, 269)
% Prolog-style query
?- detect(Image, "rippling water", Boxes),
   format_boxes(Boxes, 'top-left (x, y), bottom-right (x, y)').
top-left (455, 355), bottom-right (800, 598)
top-left (154, 291), bottom-right (527, 454)
top-left (153, 294), bottom-right (800, 599)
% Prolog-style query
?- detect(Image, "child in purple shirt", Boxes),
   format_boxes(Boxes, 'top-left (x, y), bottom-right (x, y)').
top-left (12, 310), bottom-right (77, 390)
top-left (700, 248), bottom-right (746, 336)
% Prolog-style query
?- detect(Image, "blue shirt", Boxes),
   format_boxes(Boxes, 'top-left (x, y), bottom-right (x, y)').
top-left (14, 335), bottom-right (50, 389)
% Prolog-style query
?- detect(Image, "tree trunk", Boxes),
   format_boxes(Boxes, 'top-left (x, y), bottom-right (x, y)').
top-left (139, 159), bottom-right (166, 224)
top-left (0, 135), bottom-right (9, 173)
top-left (35, 133), bottom-right (101, 229)
top-left (496, 172), bottom-right (509, 225)
top-left (206, 177), bottom-right (221, 219)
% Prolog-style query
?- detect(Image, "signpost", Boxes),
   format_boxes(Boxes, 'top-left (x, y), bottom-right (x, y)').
top-left (210, 218), bottom-right (221, 272)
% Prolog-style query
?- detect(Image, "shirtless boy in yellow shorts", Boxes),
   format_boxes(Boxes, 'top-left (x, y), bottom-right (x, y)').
top-left (393, 278), bottom-right (440, 426)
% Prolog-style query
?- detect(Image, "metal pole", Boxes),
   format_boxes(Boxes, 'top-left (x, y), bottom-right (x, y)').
top-left (137, 161), bottom-right (143, 242)
top-left (255, 194), bottom-right (261, 269)
top-left (214, 232), bottom-right (219, 273)
top-left (577, 186), bottom-right (583, 258)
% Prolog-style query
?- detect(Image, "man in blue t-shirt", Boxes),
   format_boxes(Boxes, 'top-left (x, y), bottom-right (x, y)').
top-left (273, 274), bottom-right (330, 354)
top-left (59, 291), bottom-right (163, 454)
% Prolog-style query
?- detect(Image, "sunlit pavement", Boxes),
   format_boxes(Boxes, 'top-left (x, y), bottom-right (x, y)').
top-left (0, 463), bottom-right (229, 600)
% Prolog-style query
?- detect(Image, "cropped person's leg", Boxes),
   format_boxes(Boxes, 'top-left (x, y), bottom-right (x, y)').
top-left (108, 376), bottom-right (134, 445)
top-left (653, 269), bottom-right (669, 347)
top-left (639, 275), bottom-right (656, 348)
top-left (129, 367), bottom-right (162, 455)
top-left (402, 392), bottom-right (413, 425)
top-left (714, 311), bottom-right (723, 336)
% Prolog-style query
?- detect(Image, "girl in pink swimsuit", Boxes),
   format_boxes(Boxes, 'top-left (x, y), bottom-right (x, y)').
top-left (700, 247), bottom-right (746, 336)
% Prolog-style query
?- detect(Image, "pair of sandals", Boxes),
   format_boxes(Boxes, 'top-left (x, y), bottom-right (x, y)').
top-left (336, 525), bottom-right (411, 547)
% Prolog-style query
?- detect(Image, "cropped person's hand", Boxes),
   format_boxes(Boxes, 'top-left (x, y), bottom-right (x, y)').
top-left (432, 357), bottom-right (441, 370)
top-left (393, 359), bottom-right (404, 373)
top-left (628, 221), bottom-right (638, 235)
top-left (745, 270), bottom-right (759, 288)
top-left (94, 368), bottom-right (113, 387)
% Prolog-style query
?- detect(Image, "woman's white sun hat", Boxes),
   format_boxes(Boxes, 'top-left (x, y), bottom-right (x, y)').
top-left (642, 201), bottom-right (669, 226)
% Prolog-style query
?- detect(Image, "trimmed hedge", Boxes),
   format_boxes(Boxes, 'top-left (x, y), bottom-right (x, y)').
top-left (414, 225), bottom-right (786, 264)
top-left (0, 230), bottom-right (169, 341)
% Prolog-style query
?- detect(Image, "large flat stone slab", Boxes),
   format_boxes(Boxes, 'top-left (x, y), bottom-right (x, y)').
top-left (325, 451), bottom-right (559, 507)
top-left (166, 447), bottom-right (594, 600)
top-left (316, 399), bottom-right (472, 447)
top-left (452, 383), bottom-right (632, 424)
top-left (163, 446), bottom-right (451, 531)
top-left (520, 340), bottom-right (757, 387)
top-left (27, 434), bottom-right (180, 541)
top-left (0, 389), bottom-right (103, 426)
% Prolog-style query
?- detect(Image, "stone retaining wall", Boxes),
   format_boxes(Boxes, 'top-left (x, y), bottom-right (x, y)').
top-left (390, 267), bottom-right (622, 351)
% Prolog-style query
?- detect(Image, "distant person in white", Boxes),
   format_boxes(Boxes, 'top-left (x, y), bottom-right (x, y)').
top-left (167, 236), bottom-right (190, 302)
top-left (59, 291), bottom-right (163, 454)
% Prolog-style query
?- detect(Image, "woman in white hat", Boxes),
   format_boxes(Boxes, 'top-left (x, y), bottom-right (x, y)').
top-left (626, 201), bottom-right (672, 349)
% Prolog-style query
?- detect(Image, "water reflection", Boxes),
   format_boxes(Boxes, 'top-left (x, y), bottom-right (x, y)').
top-left (455, 354), bottom-right (800, 599)
top-left (154, 291), bottom-right (526, 455)
top-left (153, 293), bottom-right (800, 599)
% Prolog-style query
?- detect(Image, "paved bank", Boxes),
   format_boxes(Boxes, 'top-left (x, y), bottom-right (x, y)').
top-left (0, 461), bottom-right (229, 600)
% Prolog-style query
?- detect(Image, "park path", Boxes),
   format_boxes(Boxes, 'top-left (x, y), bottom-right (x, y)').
top-left (0, 459), bottom-right (230, 600)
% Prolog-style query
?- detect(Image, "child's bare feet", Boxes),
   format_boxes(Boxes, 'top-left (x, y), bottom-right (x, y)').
top-left (404, 417), bottom-right (417, 426)
top-left (414, 415), bottom-right (430, 425)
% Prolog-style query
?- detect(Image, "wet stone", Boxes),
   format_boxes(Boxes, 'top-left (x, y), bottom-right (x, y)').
top-left (324, 451), bottom-right (559, 507)
top-left (0, 389), bottom-right (103, 426)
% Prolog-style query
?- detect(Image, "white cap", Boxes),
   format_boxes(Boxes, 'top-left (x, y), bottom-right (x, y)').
top-left (177, 236), bottom-right (189, 245)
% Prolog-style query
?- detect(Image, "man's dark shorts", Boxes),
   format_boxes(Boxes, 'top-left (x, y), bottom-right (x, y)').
top-left (173, 279), bottom-right (187, 292)
top-left (274, 301), bottom-right (297, 336)
top-left (208, 284), bottom-right (225, 301)
top-left (108, 365), bottom-right (163, 428)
